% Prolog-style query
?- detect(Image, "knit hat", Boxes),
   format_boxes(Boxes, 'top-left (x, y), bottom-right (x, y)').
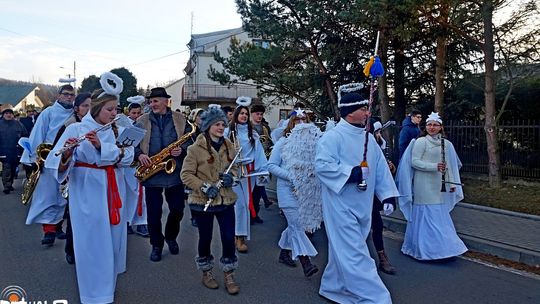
top-left (373, 121), bottom-right (383, 132)
top-left (200, 107), bottom-right (227, 132)
top-left (337, 83), bottom-right (369, 118)
top-left (426, 112), bottom-right (443, 124)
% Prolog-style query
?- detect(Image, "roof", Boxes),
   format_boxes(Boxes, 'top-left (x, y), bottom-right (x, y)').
top-left (0, 85), bottom-right (39, 106)
top-left (187, 27), bottom-right (244, 53)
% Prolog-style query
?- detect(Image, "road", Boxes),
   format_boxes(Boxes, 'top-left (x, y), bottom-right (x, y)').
top-left (1, 179), bottom-right (539, 303)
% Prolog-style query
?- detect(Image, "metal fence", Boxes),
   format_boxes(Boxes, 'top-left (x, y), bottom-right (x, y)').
top-left (387, 120), bottom-right (540, 179)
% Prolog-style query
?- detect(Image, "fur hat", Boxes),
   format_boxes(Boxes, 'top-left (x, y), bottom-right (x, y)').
top-left (200, 107), bottom-right (227, 132)
top-left (251, 104), bottom-right (265, 113)
top-left (337, 83), bottom-right (369, 118)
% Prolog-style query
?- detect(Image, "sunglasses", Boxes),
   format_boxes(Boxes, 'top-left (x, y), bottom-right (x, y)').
top-left (61, 92), bottom-right (75, 97)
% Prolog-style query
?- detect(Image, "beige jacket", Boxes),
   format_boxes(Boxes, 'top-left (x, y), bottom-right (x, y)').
top-left (181, 133), bottom-right (238, 207)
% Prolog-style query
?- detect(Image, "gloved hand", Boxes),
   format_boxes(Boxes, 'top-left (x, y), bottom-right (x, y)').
top-left (382, 197), bottom-right (397, 216)
top-left (346, 166), bottom-right (363, 184)
top-left (201, 183), bottom-right (219, 199)
top-left (220, 173), bottom-right (234, 188)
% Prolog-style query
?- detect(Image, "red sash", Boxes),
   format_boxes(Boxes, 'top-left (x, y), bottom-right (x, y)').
top-left (246, 162), bottom-right (256, 218)
top-left (74, 162), bottom-right (122, 225)
top-left (137, 183), bottom-right (144, 217)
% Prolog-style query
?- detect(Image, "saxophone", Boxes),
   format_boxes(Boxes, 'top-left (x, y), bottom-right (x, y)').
top-left (135, 121), bottom-right (196, 182)
top-left (22, 143), bottom-right (52, 205)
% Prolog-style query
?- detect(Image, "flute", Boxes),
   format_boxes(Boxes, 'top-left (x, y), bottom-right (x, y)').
top-left (440, 135), bottom-right (447, 192)
top-left (54, 116), bottom-right (120, 156)
top-left (203, 147), bottom-right (242, 211)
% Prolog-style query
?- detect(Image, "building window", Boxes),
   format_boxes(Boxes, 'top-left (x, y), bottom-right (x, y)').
top-left (279, 109), bottom-right (293, 121)
top-left (253, 39), bottom-right (271, 49)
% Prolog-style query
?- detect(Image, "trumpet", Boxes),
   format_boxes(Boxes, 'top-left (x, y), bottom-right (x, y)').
top-left (54, 116), bottom-right (120, 156)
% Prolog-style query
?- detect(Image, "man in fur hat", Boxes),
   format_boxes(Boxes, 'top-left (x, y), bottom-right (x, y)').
top-left (315, 86), bottom-right (399, 304)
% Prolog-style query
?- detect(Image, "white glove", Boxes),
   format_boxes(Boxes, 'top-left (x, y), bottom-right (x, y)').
top-left (383, 202), bottom-right (395, 215)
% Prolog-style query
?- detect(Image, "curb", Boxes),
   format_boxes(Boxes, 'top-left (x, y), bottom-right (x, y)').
top-left (458, 202), bottom-right (540, 221)
top-left (382, 216), bottom-right (540, 266)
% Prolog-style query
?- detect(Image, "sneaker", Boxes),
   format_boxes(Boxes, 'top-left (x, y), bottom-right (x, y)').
top-left (150, 246), bottom-right (162, 262)
top-left (135, 225), bottom-right (150, 237)
top-left (166, 240), bottom-right (179, 255)
top-left (56, 229), bottom-right (67, 240)
top-left (41, 232), bottom-right (56, 247)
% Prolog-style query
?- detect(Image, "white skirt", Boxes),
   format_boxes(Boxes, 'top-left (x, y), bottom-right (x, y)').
top-left (401, 204), bottom-right (467, 260)
top-left (278, 207), bottom-right (317, 259)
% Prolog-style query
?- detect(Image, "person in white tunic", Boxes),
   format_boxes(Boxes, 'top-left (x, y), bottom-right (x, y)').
top-left (46, 75), bottom-right (134, 304)
top-left (268, 108), bottom-right (322, 277)
top-left (226, 96), bottom-right (268, 253)
top-left (396, 112), bottom-right (467, 261)
top-left (21, 84), bottom-right (76, 247)
top-left (123, 97), bottom-right (149, 237)
top-left (315, 88), bottom-right (399, 304)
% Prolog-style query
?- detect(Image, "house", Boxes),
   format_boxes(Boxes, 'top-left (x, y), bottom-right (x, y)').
top-left (163, 78), bottom-right (186, 112)
top-left (0, 85), bottom-right (43, 112)
top-left (182, 27), bottom-right (294, 128)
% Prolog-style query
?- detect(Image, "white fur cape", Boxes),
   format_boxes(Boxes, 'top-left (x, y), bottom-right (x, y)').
top-left (281, 123), bottom-right (323, 233)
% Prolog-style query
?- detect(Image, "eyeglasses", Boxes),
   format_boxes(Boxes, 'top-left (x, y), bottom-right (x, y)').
top-left (414, 115), bottom-right (422, 119)
top-left (61, 92), bottom-right (75, 97)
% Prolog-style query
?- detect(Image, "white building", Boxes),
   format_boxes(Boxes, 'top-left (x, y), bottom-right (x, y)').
top-left (182, 27), bottom-right (294, 128)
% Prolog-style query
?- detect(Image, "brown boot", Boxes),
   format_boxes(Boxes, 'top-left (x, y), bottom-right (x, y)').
top-left (235, 236), bottom-right (248, 253)
top-left (202, 270), bottom-right (219, 289)
top-left (377, 250), bottom-right (396, 275)
top-left (224, 271), bottom-right (240, 295)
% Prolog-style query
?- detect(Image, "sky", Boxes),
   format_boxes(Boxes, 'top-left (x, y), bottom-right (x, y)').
top-left (0, 0), bottom-right (242, 88)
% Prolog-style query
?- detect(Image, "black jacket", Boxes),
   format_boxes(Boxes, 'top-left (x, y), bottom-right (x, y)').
top-left (0, 119), bottom-right (28, 163)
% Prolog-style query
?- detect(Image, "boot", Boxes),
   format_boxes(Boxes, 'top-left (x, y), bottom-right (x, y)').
top-left (224, 271), bottom-right (240, 295)
top-left (202, 270), bottom-right (219, 289)
top-left (235, 236), bottom-right (248, 253)
top-left (377, 250), bottom-right (396, 275)
top-left (278, 249), bottom-right (296, 267)
top-left (299, 256), bottom-right (318, 278)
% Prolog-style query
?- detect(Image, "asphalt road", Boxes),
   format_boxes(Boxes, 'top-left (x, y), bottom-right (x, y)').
top-left (1, 179), bottom-right (539, 304)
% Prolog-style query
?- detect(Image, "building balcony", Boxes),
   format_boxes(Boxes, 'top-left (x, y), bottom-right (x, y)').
top-left (182, 84), bottom-right (259, 105)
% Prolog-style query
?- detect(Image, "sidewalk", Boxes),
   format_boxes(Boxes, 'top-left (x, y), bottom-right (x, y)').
top-left (383, 202), bottom-right (540, 266)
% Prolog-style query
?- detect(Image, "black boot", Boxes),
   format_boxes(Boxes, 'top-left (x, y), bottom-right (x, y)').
top-left (299, 256), bottom-right (318, 277)
top-left (278, 249), bottom-right (296, 267)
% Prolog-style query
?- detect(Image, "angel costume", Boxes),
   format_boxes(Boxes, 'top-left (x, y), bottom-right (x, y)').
top-left (396, 135), bottom-right (467, 260)
top-left (268, 123), bottom-right (322, 259)
top-left (315, 119), bottom-right (398, 304)
top-left (46, 114), bottom-right (134, 304)
top-left (22, 101), bottom-right (73, 225)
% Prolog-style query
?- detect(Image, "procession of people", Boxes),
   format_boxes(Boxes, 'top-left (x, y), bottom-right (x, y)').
top-left (2, 69), bottom-right (470, 304)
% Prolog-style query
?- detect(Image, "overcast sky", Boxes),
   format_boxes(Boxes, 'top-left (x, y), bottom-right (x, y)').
top-left (0, 0), bottom-right (242, 88)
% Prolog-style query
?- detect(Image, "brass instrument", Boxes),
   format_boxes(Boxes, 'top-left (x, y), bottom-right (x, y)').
top-left (259, 125), bottom-right (273, 158)
top-left (230, 130), bottom-right (248, 178)
top-left (135, 121), bottom-right (196, 182)
top-left (22, 143), bottom-right (52, 205)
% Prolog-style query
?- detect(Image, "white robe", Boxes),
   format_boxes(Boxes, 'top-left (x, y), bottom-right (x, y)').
top-left (315, 119), bottom-right (398, 304)
top-left (123, 166), bottom-right (147, 226)
top-left (396, 137), bottom-right (467, 260)
top-left (45, 114), bottom-right (134, 304)
top-left (231, 124), bottom-right (267, 238)
top-left (23, 102), bottom-right (73, 225)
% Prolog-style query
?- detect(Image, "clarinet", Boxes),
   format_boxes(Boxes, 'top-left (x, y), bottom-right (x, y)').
top-left (440, 135), bottom-right (447, 192)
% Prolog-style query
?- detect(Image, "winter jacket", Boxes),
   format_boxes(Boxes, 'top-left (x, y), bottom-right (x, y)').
top-left (399, 116), bottom-right (421, 159)
top-left (0, 119), bottom-right (28, 163)
top-left (181, 133), bottom-right (238, 208)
